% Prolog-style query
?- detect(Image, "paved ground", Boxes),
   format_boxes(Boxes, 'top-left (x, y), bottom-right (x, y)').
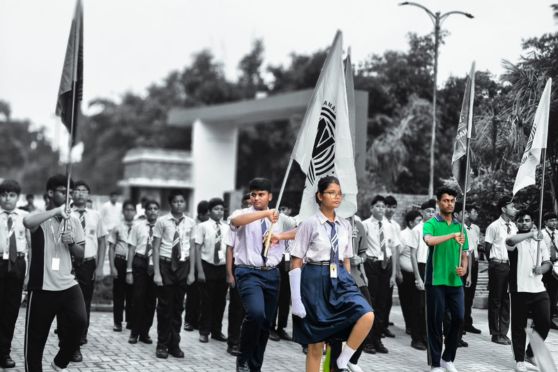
top-left (7, 304), bottom-right (558, 371)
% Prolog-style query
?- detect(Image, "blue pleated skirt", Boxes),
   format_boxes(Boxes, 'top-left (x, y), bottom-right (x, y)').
top-left (293, 264), bottom-right (373, 345)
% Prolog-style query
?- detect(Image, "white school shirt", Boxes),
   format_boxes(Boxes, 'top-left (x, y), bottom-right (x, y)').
top-left (195, 218), bottom-right (229, 266)
top-left (464, 223), bottom-right (480, 258)
top-left (71, 208), bottom-right (108, 259)
top-left (399, 227), bottom-right (414, 273)
top-left (108, 221), bottom-right (136, 257)
top-left (543, 228), bottom-right (558, 261)
top-left (362, 217), bottom-right (400, 260)
top-left (485, 217), bottom-right (517, 261)
top-left (507, 237), bottom-right (549, 293)
top-left (290, 212), bottom-right (353, 262)
top-left (153, 214), bottom-right (196, 259)
top-left (100, 201), bottom-right (122, 232)
top-left (411, 221), bottom-right (429, 264)
top-left (0, 208), bottom-right (30, 254)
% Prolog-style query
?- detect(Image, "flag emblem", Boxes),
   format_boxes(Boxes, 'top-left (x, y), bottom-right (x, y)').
top-left (308, 101), bottom-right (336, 185)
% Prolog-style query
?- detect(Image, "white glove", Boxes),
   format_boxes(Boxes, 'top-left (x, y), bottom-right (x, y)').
top-left (289, 268), bottom-right (306, 318)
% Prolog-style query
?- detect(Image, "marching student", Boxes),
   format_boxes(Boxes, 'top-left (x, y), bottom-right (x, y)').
top-left (505, 210), bottom-right (551, 372)
top-left (70, 180), bottom-right (108, 362)
top-left (126, 200), bottom-right (159, 345)
top-left (383, 195), bottom-right (401, 337)
top-left (108, 200), bottom-right (136, 332)
top-left (290, 176), bottom-right (374, 372)
top-left (0, 180), bottom-right (30, 369)
top-left (541, 212), bottom-right (558, 326)
top-left (485, 196), bottom-right (517, 345)
top-left (362, 195), bottom-right (399, 354)
top-left (23, 175), bottom-right (87, 372)
top-left (194, 197), bottom-right (229, 343)
top-left (152, 190), bottom-right (196, 359)
top-left (423, 187), bottom-right (468, 372)
top-left (229, 178), bottom-right (294, 372)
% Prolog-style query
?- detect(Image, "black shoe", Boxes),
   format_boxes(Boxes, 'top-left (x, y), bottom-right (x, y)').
top-left (156, 346), bottom-right (168, 359)
top-left (71, 349), bottom-right (83, 363)
top-left (236, 360), bottom-right (250, 372)
top-left (503, 335), bottom-right (512, 345)
top-left (128, 334), bottom-right (138, 344)
top-left (199, 334), bottom-right (209, 343)
top-left (464, 325), bottom-right (481, 334)
top-left (113, 323), bottom-right (122, 332)
top-left (168, 347), bottom-right (184, 358)
top-left (373, 341), bottom-right (388, 354)
top-left (457, 339), bottom-right (469, 347)
top-left (227, 345), bottom-right (241, 356)
top-left (277, 328), bottom-right (292, 341)
top-left (383, 328), bottom-right (395, 338)
top-left (0, 355), bottom-right (16, 368)
top-left (362, 344), bottom-right (376, 354)
top-left (411, 340), bottom-right (427, 351)
top-left (184, 322), bottom-right (194, 331)
top-left (491, 335), bottom-right (508, 345)
top-left (269, 329), bottom-right (280, 341)
top-left (211, 333), bottom-right (228, 342)
top-left (79, 337), bottom-right (87, 346)
top-left (139, 335), bottom-right (153, 344)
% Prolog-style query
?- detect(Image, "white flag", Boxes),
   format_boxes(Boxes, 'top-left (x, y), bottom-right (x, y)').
top-left (513, 78), bottom-right (552, 195)
top-left (291, 31), bottom-right (358, 219)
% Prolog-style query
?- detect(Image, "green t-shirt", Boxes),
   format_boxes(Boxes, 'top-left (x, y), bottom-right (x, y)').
top-left (423, 215), bottom-right (469, 287)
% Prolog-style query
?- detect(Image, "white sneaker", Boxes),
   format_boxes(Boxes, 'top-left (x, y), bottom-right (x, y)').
top-left (515, 362), bottom-right (527, 372)
top-left (51, 361), bottom-right (68, 372)
top-left (347, 362), bottom-right (364, 372)
top-left (441, 359), bottom-right (459, 372)
top-left (430, 368), bottom-right (445, 372)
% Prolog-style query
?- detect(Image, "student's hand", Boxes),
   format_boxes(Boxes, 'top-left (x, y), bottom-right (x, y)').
top-left (415, 278), bottom-right (425, 291)
top-left (456, 266), bottom-right (467, 277)
top-left (110, 266), bottom-right (118, 279)
top-left (61, 231), bottom-right (74, 245)
top-left (454, 232), bottom-right (465, 245)
top-left (187, 272), bottom-right (195, 285)
top-left (269, 232), bottom-right (281, 245)
top-left (533, 266), bottom-right (545, 275)
top-left (389, 276), bottom-right (396, 288)
top-left (532, 230), bottom-right (543, 241)
top-left (268, 209), bottom-right (279, 224)
top-left (465, 276), bottom-right (472, 287)
top-left (154, 272), bottom-right (163, 286)
top-left (197, 272), bottom-right (206, 283)
top-left (126, 272), bottom-right (134, 285)
top-left (396, 270), bottom-right (403, 284)
top-left (56, 205), bottom-right (70, 219)
top-left (95, 268), bottom-right (104, 281)
top-left (227, 272), bottom-right (236, 288)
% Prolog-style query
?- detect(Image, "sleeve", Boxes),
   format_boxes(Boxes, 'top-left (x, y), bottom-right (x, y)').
top-left (462, 227), bottom-right (469, 251)
top-left (127, 225), bottom-right (138, 247)
top-left (356, 221), bottom-right (367, 255)
top-left (224, 230), bottom-right (235, 247)
top-left (541, 240), bottom-right (551, 262)
top-left (71, 216), bottom-right (86, 244)
top-left (194, 223), bottom-right (205, 245)
top-left (343, 220), bottom-right (354, 259)
top-left (107, 228), bottom-right (117, 245)
top-left (409, 226), bottom-right (420, 250)
top-left (484, 224), bottom-right (495, 244)
top-left (153, 219), bottom-right (164, 239)
top-left (96, 212), bottom-right (108, 238)
top-left (543, 231), bottom-right (552, 252)
top-left (390, 223), bottom-right (402, 247)
top-left (290, 219), bottom-right (313, 259)
top-left (423, 219), bottom-right (434, 238)
top-left (228, 208), bottom-right (247, 232)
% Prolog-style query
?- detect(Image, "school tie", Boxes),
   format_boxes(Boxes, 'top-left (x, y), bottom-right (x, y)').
top-left (379, 220), bottom-right (388, 269)
top-left (326, 221), bottom-right (340, 279)
top-left (466, 225), bottom-right (475, 261)
top-left (145, 224), bottom-right (154, 257)
top-left (171, 218), bottom-right (183, 271)
top-left (6, 213), bottom-right (17, 272)
top-left (505, 222), bottom-right (511, 235)
top-left (551, 230), bottom-right (557, 262)
top-left (78, 210), bottom-right (86, 230)
top-left (260, 219), bottom-right (268, 265)
top-left (214, 221), bottom-right (222, 264)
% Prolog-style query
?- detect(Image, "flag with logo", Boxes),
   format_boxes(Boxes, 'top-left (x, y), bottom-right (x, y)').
top-left (513, 78), bottom-right (552, 195)
top-left (451, 62), bottom-right (475, 194)
top-left (291, 31), bottom-right (358, 219)
top-left (55, 0), bottom-right (83, 147)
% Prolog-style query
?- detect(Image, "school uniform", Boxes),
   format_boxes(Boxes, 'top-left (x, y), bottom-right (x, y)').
top-left (230, 207), bottom-right (294, 371)
top-left (362, 216), bottom-right (400, 345)
top-left (70, 207), bottom-right (108, 341)
top-left (463, 223), bottom-right (480, 330)
top-left (291, 212), bottom-right (372, 345)
top-left (127, 220), bottom-right (157, 339)
top-left (0, 208), bottom-right (29, 361)
top-left (385, 218), bottom-right (401, 328)
top-left (225, 230), bottom-right (245, 352)
top-left (184, 218), bottom-right (204, 330)
top-left (271, 249), bottom-right (291, 335)
top-left (507, 236), bottom-right (551, 362)
top-left (411, 221), bottom-right (428, 342)
top-left (542, 228), bottom-right (558, 317)
top-left (153, 213), bottom-right (196, 352)
top-left (485, 217), bottom-right (516, 339)
top-left (25, 215), bottom-right (87, 372)
top-left (195, 218), bottom-right (229, 338)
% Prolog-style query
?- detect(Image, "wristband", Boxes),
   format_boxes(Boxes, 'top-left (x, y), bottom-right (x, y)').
top-left (126, 268), bottom-right (133, 273)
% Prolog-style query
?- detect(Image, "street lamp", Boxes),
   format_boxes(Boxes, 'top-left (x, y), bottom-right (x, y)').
top-left (399, 2), bottom-right (473, 197)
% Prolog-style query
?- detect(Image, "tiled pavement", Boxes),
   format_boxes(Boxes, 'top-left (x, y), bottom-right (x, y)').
top-left (7, 305), bottom-right (558, 371)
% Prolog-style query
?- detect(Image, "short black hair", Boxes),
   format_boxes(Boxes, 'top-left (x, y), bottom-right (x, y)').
top-left (515, 209), bottom-right (535, 224)
top-left (122, 200), bottom-right (135, 210)
top-left (145, 200), bottom-right (160, 209)
top-left (421, 199), bottom-right (436, 210)
top-left (26, 194), bottom-right (34, 199)
top-left (497, 196), bottom-right (513, 212)
top-left (454, 202), bottom-right (463, 214)
top-left (110, 190), bottom-right (120, 196)
top-left (435, 187), bottom-right (457, 200)
top-left (0, 179), bottom-right (21, 195)
top-left (384, 195), bottom-right (397, 207)
top-left (370, 195), bottom-right (386, 207)
top-left (249, 178), bottom-right (272, 192)
top-left (74, 180), bottom-right (91, 193)
top-left (208, 197), bottom-right (225, 211)
top-left (168, 189), bottom-right (186, 204)
top-left (241, 193), bottom-right (251, 202)
top-left (197, 200), bottom-right (209, 215)
top-left (315, 176), bottom-right (340, 204)
top-left (404, 210), bottom-right (422, 228)
top-left (544, 212), bottom-right (558, 221)
top-left (46, 174), bottom-right (74, 192)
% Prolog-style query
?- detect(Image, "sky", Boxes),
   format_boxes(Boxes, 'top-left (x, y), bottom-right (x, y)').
top-left (0, 0), bottom-right (556, 154)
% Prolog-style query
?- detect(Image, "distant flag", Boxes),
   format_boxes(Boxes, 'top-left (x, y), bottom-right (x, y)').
top-left (451, 62), bottom-right (475, 193)
top-left (55, 0), bottom-right (83, 147)
top-left (513, 78), bottom-right (552, 195)
top-left (291, 31), bottom-right (358, 219)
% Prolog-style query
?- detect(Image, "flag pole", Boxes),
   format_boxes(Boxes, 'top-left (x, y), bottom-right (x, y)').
top-left (458, 136), bottom-right (471, 268)
top-left (536, 148), bottom-right (548, 267)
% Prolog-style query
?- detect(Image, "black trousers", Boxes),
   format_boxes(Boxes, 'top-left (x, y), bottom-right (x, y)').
top-left (228, 281), bottom-right (245, 348)
top-left (0, 257), bottom-right (25, 356)
top-left (156, 259), bottom-right (189, 350)
top-left (417, 263), bottom-right (427, 343)
top-left (364, 259), bottom-right (391, 342)
top-left (113, 256), bottom-right (133, 326)
top-left (131, 255), bottom-right (156, 338)
top-left (488, 261), bottom-right (510, 336)
top-left (271, 258), bottom-right (290, 331)
top-left (74, 258), bottom-right (96, 340)
top-left (184, 282), bottom-right (200, 328)
top-left (463, 258), bottom-right (479, 328)
top-left (25, 285), bottom-right (87, 372)
top-left (542, 270), bottom-right (558, 317)
top-left (511, 291), bottom-right (550, 362)
top-left (199, 261), bottom-right (228, 336)
top-left (398, 270), bottom-right (424, 342)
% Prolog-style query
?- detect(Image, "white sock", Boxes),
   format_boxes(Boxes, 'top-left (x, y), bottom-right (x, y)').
top-left (336, 344), bottom-right (356, 369)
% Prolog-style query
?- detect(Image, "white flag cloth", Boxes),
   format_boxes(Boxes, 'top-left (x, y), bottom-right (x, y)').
top-left (291, 31), bottom-right (358, 219)
top-left (513, 78), bottom-right (552, 195)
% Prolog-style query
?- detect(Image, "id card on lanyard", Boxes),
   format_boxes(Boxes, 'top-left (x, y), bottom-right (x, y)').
top-left (50, 221), bottom-right (65, 271)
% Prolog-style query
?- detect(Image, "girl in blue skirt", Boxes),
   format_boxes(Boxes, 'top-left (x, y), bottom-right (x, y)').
top-left (289, 176), bottom-right (374, 372)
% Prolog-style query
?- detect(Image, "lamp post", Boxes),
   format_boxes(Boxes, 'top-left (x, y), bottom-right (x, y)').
top-left (399, 2), bottom-right (473, 197)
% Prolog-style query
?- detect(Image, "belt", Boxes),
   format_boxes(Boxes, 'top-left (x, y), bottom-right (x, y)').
top-left (115, 254), bottom-right (126, 260)
top-left (307, 260), bottom-right (344, 266)
top-left (236, 264), bottom-right (276, 271)
top-left (159, 256), bottom-right (189, 263)
top-left (83, 256), bottom-right (96, 263)
top-left (2, 252), bottom-right (25, 260)
top-left (366, 256), bottom-right (391, 262)
top-left (490, 259), bottom-right (509, 264)
top-left (135, 253), bottom-right (148, 259)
